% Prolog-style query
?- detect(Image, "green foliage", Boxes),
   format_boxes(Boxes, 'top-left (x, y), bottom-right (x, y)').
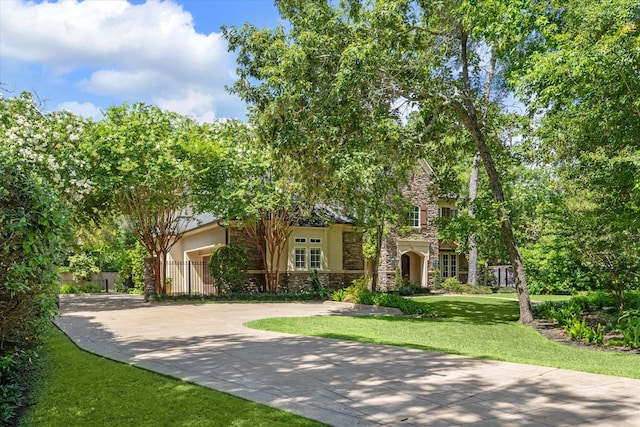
top-left (59, 284), bottom-right (101, 294)
top-left (441, 278), bottom-right (493, 295)
top-left (1, 348), bottom-right (37, 425)
top-left (331, 289), bottom-right (348, 302)
top-left (0, 155), bottom-right (66, 426)
top-left (537, 291), bottom-right (640, 348)
top-left (209, 245), bottom-right (249, 293)
top-left (565, 319), bottom-right (604, 344)
top-left (345, 277), bottom-right (370, 302)
top-left (308, 270), bottom-right (331, 299)
top-left (117, 242), bottom-right (147, 293)
top-left (441, 278), bottom-right (462, 291)
top-left (368, 293), bottom-right (435, 316)
top-left (152, 291), bottom-right (329, 303)
top-left (393, 266), bottom-right (403, 291)
top-left (517, 0), bottom-right (640, 307)
top-left (68, 253), bottom-right (100, 283)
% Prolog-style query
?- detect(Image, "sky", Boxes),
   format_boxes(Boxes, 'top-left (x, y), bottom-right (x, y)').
top-left (0, 0), bottom-right (283, 122)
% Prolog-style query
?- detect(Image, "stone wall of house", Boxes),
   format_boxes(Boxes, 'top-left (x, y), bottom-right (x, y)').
top-left (342, 231), bottom-right (364, 271)
top-left (229, 226), bottom-right (264, 271)
top-left (378, 163), bottom-right (440, 290)
top-left (280, 272), bottom-right (362, 292)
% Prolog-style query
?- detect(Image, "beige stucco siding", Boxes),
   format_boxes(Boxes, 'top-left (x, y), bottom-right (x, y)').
top-left (282, 224), bottom-right (353, 273)
top-left (169, 224), bottom-right (226, 262)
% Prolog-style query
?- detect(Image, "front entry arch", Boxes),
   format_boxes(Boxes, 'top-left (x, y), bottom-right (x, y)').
top-left (400, 251), bottom-right (424, 286)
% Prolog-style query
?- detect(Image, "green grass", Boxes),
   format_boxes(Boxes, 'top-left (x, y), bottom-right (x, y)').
top-left (451, 293), bottom-right (572, 303)
top-left (247, 296), bottom-right (640, 379)
top-left (21, 327), bottom-right (325, 427)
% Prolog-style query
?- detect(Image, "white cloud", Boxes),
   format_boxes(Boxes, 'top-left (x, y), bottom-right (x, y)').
top-left (0, 0), bottom-right (245, 119)
top-left (56, 101), bottom-right (104, 121)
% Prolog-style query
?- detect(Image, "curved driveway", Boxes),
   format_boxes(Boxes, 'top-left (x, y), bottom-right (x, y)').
top-left (55, 294), bottom-right (640, 426)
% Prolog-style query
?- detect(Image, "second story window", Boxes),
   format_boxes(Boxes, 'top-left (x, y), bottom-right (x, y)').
top-left (409, 205), bottom-right (420, 228)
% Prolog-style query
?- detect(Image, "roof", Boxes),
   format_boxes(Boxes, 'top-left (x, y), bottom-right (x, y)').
top-left (181, 205), bottom-right (355, 232)
top-left (179, 212), bottom-right (220, 233)
top-left (297, 204), bottom-right (355, 227)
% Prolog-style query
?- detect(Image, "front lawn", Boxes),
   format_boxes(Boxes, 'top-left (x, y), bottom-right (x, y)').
top-left (247, 295), bottom-right (640, 379)
top-left (21, 327), bottom-right (325, 427)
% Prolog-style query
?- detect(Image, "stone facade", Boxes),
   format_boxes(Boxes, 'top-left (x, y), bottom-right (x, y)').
top-left (342, 231), bottom-right (365, 271)
top-left (229, 226), bottom-right (264, 271)
top-left (378, 161), bottom-right (441, 290)
top-left (280, 272), bottom-right (361, 292)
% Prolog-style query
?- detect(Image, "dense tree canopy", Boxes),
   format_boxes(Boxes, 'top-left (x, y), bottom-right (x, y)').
top-left (224, 0), bottom-right (541, 321)
top-left (517, 0), bottom-right (640, 306)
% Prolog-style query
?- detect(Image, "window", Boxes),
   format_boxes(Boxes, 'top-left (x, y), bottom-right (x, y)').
top-left (440, 207), bottom-right (459, 218)
top-left (310, 248), bottom-right (322, 270)
top-left (442, 254), bottom-right (449, 278)
top-left (408, 205), bottom-right (420, 227)
top-left (292, 237), bottom-right (322, 270)
top-left (440, 253), bottom-right (457, 279)
top-left (295, 248), bottom-right (306, 269)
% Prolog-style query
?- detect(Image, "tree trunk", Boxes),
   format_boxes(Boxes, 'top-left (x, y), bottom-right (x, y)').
top-left (467, 153), bottom-right (480, 286)
top-left (453, 102), bottom-right (534, 324)
top-left (370, 222), bottom-right (385, 292)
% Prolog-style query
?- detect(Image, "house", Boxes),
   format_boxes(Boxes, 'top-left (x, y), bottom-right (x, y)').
top-left (165, 207), bottom-right (365, 294)
top-left (165, 160), bottom-right (467, 294)
top-left (377, 160), bottom-right (468, 290)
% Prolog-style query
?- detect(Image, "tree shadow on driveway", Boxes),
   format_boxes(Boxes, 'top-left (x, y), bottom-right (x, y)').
top-left (54, 298), bottom-right (640, 427)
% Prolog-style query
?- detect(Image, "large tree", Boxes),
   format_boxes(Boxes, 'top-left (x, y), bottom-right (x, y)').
top-left (518, 0), bottom-right (640, 307)
top-left (191, 121), bottom-right (308, 292)
top-left (90, 103), bottom-right (200, 296)
top-left (225, 0), bottom-right (536, 321)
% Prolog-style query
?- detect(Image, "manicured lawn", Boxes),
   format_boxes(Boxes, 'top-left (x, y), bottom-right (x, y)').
top-left (448, 293), bottom-right (572, 303)
top-left (21, 327), bottom-right (325, 427)
top-left (247, 295), bottom-right (640, 379)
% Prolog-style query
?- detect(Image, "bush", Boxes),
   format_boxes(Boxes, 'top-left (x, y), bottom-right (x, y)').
top-left (565, 318), bottom-right (604, 344)
top-left (441, 277), bottom-right (461, 291)
top-left (442, 278), bottom-right (492, 294)
top-left (331, 289), bottom-right (348, 302)
top-left (59, 284), bottom-right (101, 294)
top-left (345, 277), bottom-right (370, 302)
top-left (209, 245), bottom-right (249, 293)
top-left (369, 293), bottom-right (435, 316)
top-left (1, 157), bottom-right (66, 426)
top-left (59, 285), bottom-right (80, 294)
top-left (68, 253), bottom-right (100, 283)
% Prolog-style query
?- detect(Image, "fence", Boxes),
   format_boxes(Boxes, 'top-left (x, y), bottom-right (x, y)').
top-left (59, 278), bottom-right (112, 292)
top-left (161, 260), bottom-right (216, 296)
top-left (59, 272), bottom-right (119, 293)
top-left (489, 265), bottom-right (515, 287)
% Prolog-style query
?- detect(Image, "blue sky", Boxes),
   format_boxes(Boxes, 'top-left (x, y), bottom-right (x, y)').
top-left (0, 0), bottom-right (283, 121)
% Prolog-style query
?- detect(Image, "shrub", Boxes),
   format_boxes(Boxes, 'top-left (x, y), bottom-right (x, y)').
top-left (393, 266), bottom-right (403, 291)
top-left (396, 285), bottom-right (415, 296)
top-left (345, 277), bottom-right (370, 302)
top-left (209, 245), bottom-right (249, 293)
top-left (369, 293), bottom-right (435, 316)
top-left (1, 157), bottom-right (66, 426)
top-left (565, 318), bottom-right (603, 344)
top-left (331, 289), bottom-right (347, 302)
top-left (59, 285), bottom-right (80, 294)
top-left (441, 277), bottom-right (461, 291)
top-left (68, 253), bottom-right (100, 283)
top-left (442, 278), bottom-right (492, 294)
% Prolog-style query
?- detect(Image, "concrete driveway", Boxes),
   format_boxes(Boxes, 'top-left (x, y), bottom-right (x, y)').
top-left (54, 294), bottom-right (640, 426)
